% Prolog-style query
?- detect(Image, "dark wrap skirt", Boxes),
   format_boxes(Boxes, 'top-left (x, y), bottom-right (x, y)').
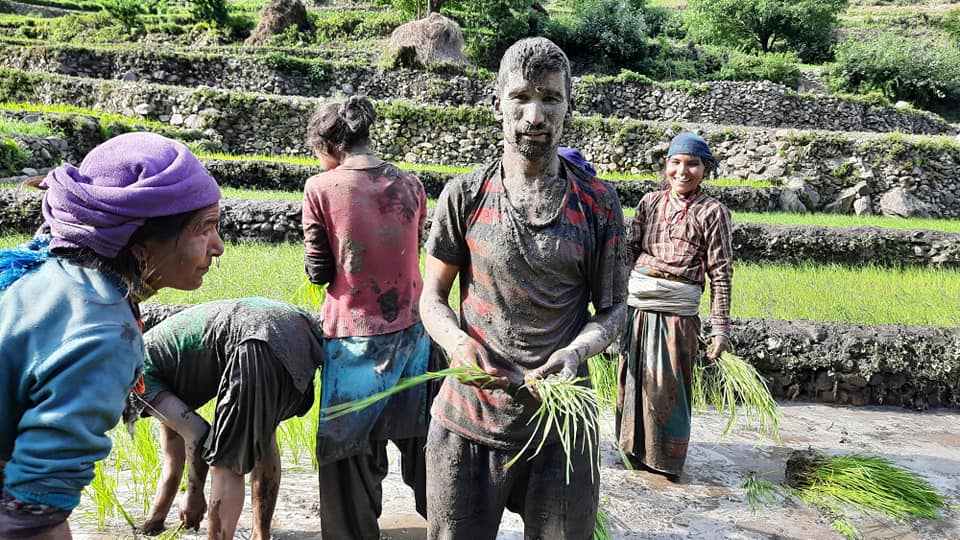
top-left (616, 306), bottom-right (701, 476)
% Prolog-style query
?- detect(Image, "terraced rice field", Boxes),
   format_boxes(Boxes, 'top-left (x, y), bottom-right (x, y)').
top-left (1, 0), bottom-right (959, 537)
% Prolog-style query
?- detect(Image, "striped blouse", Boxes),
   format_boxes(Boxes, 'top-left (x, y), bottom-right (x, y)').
top-left (627, 189), bottom-right (733, 336)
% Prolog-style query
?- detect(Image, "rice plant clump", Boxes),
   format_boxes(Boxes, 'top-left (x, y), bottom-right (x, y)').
top-left (741, 471), bottom-right (784, 513)
top-left (587, 353), bottom-right (617, 411)
top-left (786, 449), bottom-right (949, 539)
top-left (595, 505), bottom-right (612, 540)
top-left (693, 350), bottom-right (782, 442)
top-left (505, 376), bottom-right (601, 484)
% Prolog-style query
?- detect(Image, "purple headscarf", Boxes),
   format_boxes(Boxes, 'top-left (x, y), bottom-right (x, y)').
top-left (41, 132), bottom-right (221, 258)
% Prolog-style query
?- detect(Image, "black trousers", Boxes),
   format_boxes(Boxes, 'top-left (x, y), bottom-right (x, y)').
top-left (317, 435), bottom-right (427, 540)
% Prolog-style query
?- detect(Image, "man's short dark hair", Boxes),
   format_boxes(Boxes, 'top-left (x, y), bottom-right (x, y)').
top-left (495, 37), bottom-right (572, 105)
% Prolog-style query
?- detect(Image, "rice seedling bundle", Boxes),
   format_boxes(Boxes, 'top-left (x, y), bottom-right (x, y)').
top-left (740, 471), bottom-right (783, 513)
top-left (321, 367), bottom-right (602, 484)
top-left (505, 376), bottom-right (600, 484)
top-left (785, 449), bottom-right (949, 539)
top-left (692, 350), bottom-right (781, 442)
top-left (320, 364), bottom-right (496, 420)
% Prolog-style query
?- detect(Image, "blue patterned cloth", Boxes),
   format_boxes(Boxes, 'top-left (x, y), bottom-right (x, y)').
top-left (316, 323), bottom-right (430, 466)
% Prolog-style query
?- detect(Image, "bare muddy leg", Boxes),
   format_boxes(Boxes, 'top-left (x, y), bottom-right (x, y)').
top-left (140, 423), bottom-right (186, 534)
top-left (251, 437), bottom-right (281, 540)
top-left (144, 392), bottom-right (212, 531)
top-left (207, 465), bottom-right (244, 540)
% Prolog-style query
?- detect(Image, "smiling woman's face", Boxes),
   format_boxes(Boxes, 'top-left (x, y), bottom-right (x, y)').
top-left (665, 154), bottom-right (707, 196)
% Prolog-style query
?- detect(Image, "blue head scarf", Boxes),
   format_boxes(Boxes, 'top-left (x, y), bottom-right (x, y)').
top-left (558, 146), bottom-right (597, 177)
top-left (667, 133), bottom-right (717, 174)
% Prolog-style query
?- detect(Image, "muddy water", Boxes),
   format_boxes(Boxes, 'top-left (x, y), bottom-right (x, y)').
top-left (74, 403), bottom-right (959, 539)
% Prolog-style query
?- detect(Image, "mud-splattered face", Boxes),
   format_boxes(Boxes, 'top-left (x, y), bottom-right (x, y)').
top-left (495, 68), bottom-right (568, 159)
top-left (665, 154), bottom-right (706, 196)
top-left (136, 204), bottom-right (224, 291)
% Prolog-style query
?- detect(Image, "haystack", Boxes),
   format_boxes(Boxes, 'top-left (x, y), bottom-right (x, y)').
top-left (383, 12), bottom-right (468, 68)
top-left (245, 0), bottom-right (313, 46)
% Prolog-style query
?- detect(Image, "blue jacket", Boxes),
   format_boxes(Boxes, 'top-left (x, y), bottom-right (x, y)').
top-left (0, 258), bottom-right (143, 510)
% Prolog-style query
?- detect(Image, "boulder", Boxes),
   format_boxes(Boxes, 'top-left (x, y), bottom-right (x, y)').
top-left (823, 180), bottom-right (869, 214)
top-left (383, 13), bottom-right (468, 68)
top-left (879, 186), bottom-right (931, 218)
top-left (778, 188), bottom-right (807, 213)
top-left (245, 0), bottom-right (312, 46)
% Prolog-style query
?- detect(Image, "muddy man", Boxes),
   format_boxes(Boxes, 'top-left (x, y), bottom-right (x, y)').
top-left (420, 37), bottom-right (628, 539)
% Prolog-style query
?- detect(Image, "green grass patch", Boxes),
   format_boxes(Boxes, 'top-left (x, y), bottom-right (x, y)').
top-left (734, 211), bottom-right (960, 233)
top-left (714, 261), bottom-right (960, 327)
top-left (220, 186), bottom-right (302, 201)
top-left (0, 116), bottom-right (60, 137)
top-left (0, 101), bottom-right (173, 132)
top-left (6, 237), bottom-right (958, 327)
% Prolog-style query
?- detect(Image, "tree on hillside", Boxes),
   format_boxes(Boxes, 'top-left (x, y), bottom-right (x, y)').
top-left (685, 0), bottom-right (849, 63)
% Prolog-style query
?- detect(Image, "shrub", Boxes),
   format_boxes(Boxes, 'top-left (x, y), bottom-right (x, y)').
top-left (189, 0), bottom-right (229, 26)
top-left (0, 136), bottom-right (31, 177)
top-left (827, 33), bottom-right (960, 112)
top-left (686, 0), bottom-right (849, 63)
top-left (313, 10), bottom-right (406, 41)
top-left (100, 0), bottom-right (147, 30)
top-left (544, 0), bottom-right (648, 73)
top-left (640, 37), bottom-right (724, 81)
top-left (715, 50), bottom-right (801, 88)
top-left (944, 7), bottom-right (960, 44)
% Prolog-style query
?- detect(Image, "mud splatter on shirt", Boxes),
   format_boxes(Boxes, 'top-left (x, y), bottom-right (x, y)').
top-left (303, 162), bottom-right (426, 338)
top-left (426, 158), bottom-right (627, 449)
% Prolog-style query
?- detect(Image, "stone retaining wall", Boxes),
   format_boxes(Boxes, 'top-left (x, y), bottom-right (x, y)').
top-left (3, 70), bottom-right (960, 216)
top-left (726, 318), bottom-right (959, 409)
top-left (1, 134), bottom-right (66, 174)
top-left (200, 158), bottom-right (782, 212)
top-left (135, 303), bottom-right (960, 409)
top-left (5, 190), bottom-right (960, 267)
top-left (2, 43), bottom-right (954, 135)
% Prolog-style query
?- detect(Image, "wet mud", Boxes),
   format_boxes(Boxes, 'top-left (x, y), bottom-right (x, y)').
top-left (74, 403), bottom-right (959, 539)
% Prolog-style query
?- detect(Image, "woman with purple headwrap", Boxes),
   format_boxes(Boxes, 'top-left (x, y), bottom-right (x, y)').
top-left (617, 132), bottom-right (734, 480)
top-left (0, 132), bottom-right (223, 540)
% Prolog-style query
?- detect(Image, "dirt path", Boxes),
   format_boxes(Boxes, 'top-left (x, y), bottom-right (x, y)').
top-left (74, 403), bottom-right (959, 539)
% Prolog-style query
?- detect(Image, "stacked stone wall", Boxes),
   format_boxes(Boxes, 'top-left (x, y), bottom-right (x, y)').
top-left (3, 71), bottom-right (960, 216)
top-left (2, 44), bottom-right (955, 135)
top-left (4, 190), bottom-right (960, 267)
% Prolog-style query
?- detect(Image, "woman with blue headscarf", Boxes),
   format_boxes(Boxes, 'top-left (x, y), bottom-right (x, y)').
top-left (616, 132), bottom-right (733, 480)
top-left (0, 133), bottom-right (223, 539)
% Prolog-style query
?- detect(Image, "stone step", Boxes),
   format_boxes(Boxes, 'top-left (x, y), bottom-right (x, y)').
top-left (4, 189), bottom-right (959, 268)
top-left (1, 41), bottom-right (954, 135)
top-left (136, 305), bottom-right (960, 410)
top-left (1, 70), bottom-right (958, 217)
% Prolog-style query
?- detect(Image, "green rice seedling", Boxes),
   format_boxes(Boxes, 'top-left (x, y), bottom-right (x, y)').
top-left (595, 505), bottom-right (612, 540)
top-left (83, 460), bottom-right (135, 531)
top-left (505, 376), bottom-right (600, 484)
top-left (786, 450), bottom-right (949, 523)
top-left (741, 471), bottom-right (784, 512)
top-left (320, 364), bottom-right (496, 421)
top-left (692, 350), bottom-right (781, 442)
top-left (112, 419), bottom-right (162, 516)
top-left (831, 514), bottom-right (861, 540)
top-left (587, 353), bottom-right (617, 412)
top-left (154, 523), bottom-right (186, 540)
top-left (289, 278), bottom-right (326, 311)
